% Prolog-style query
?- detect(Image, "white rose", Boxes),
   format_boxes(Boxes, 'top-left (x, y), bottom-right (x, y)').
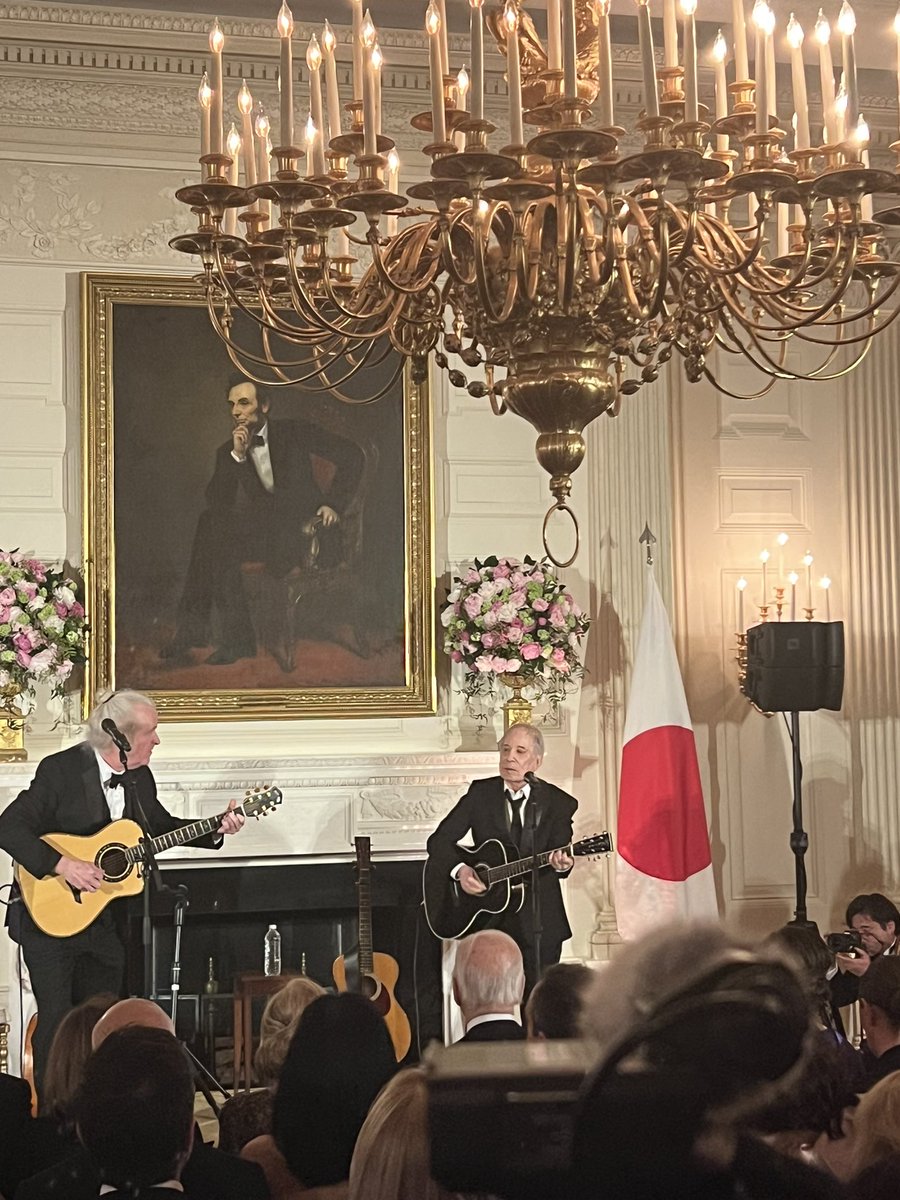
top-left (29, 647), bottom-right (56, 675)
top-left (440, 605), bottom-right (456, 628)
top-left (54, 585), bottom-right (76, 607)
top-left (42, 614), bottom-right (64, 635)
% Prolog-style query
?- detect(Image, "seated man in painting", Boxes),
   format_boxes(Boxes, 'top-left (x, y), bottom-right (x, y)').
top-left (163, 375), bottom-right (363, 665)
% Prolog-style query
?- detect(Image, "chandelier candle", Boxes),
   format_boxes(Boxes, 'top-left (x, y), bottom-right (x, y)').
top-left (759, 549), bottom-right (770, 607)
top-left (237, 82), bottom-right (258, 189)
top-left (276, 2), bottom-right (294, 147)
top-left (548, 0), bottom-right (562, 71)
top-left (225, 124), bottom-right (241, 234)
top-left (815, 11), bottom-right (836, 143)
top-left (737, 577), bottom-right (747, 631)
top-left (858, 116), bottom-right (873, 220)
top-left (426, 2), bottom-right (446, 146)
top-left (254, 107), bottom-right (271, 220)
top-left (788, 572), bottom-right (798, 621)
top-left (681, 0), bottom-right (698, 124)
top-left (596, 0), bottom-right (614, 126)
top-left (787, 16), bottom-right (810, 150)
top-left (505, 2), bottom-right (525, 144)
top-left (732, 0), bottom-right (750, 80)
top-left (469, 0), bottom-right (485, 123)
top-left (664, 0), bottom-right (679, 69)
top-left (711, 31), bottom-right (729, 152)
top-left (562, 0), bottom-right (577, 102)
top-left (437, 0), bottom-right (449, 78)
top-left (351, 0), bottom-right (364, 101)
top-left (803, 552), bottom-right (814, 610)
top-left (455, 66), bottom-right (469, 149)
top-left (208, 20), bottom-right (224, 157)
top-left (306, 37), bottom-right (328, 176)
top-left (198, 72), bottom-right (212, 160)
top-left (838, 1), bottom-right (858, 130)
top-left (895, 9), bottom-right (900, 138)
top-left (322, 21), bottom-right (343, 141)
top-left (636, 0), bottom-right (660, 118)
top-left (373, 41), bottom-right (384, 137)
top-left (753, 1), bottom-right (769, 134)
top-left (362, 10), bottom-right (378, 156)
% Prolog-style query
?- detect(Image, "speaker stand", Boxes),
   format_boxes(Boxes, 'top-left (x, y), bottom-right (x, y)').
top-left (788, 710), bottom-right (814, 928)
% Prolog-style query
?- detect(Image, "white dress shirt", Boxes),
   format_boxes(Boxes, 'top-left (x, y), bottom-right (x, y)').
top-left (94, 749), bottom-right (126, 821)
top-left (230, 420), bottom-right (275, 492)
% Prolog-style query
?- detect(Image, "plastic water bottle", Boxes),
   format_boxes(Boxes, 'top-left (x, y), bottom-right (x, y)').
top-left (264, 924), bottom-right (282, 976)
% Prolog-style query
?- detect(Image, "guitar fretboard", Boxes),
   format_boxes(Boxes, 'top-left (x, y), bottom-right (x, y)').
top-left (484, 843), bottom-right (572, 886)
top-left (356, 837), bottom-right (374, 977)
top-left (124, 811), bottom-right (233, 864)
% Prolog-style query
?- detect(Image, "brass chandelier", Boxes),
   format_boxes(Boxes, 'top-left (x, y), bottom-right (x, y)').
top-left (171, 0), bottom-right (900, 565)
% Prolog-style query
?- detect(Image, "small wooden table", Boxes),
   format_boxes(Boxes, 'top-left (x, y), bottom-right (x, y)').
top-left (232, 972), bottom-right (302, 1091)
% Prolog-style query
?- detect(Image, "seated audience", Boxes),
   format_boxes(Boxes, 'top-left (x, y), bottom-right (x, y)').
top-left (16, 997), bottom-right (269, 1200)
top-left (841, 1072), bottom-right (900, 1188)
top-left (858, 958), bottom-right (900, 1087)
top-left (0, 1073), bottom-right (31, 1200)
top-left (452, 930), bottom-right (525, 1042)
top-left (349, 1068), bottom-right (456, 1200)
top-left (218, 975), bottom-right (325, 1154)
top-left (574, 922), bottom-right (846, 1200)
top-left (71, 1025), bottom-right (194, 1198)
top-left (831, 894), bottom-right (900, 1009)
top-left (241, 992), bottom-right (397, 1200)
top-left (525, 962), bottom-right (594, 1040)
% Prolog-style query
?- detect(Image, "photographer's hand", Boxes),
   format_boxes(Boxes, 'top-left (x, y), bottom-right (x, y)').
top-left (836, 948), bottom-right (871, 976)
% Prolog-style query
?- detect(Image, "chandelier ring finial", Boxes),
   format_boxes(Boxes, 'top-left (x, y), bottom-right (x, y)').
top-left (542, 502), bottom-right (579, 570)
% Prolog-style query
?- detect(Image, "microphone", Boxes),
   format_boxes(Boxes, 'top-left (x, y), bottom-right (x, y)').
top-left (524, 771), bottom-right (540, 788)
top-left (101, 717), bottom-right (131, 754)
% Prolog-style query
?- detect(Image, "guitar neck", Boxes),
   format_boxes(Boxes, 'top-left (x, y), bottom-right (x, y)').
top-left (125, 810), bottom-right (232, 864)
top-left (356, 837), bottom-right (374, 976)
top-left (485, 842), bottom-right (571, 886)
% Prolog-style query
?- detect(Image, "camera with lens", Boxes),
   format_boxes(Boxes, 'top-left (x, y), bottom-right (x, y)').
top-left (824, 930), bottom-right (863, 955)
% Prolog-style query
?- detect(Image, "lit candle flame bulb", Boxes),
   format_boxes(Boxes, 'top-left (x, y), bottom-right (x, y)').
top-left (856, 113), bottom-right (869, 144)
top-left (802, 552), bottom-right (814, 568)
top-left (503, 0), bottom-right (518, 34)
top-left (737, 577), bottom-right (748, 592)
top-left (752, 0), bottom-right (769, 29)
top-left (762, 5), bottom-right (775, 34)
top-left (788, 571), bottom-right (799, 586)
top-left (371, 42), bottom-right (383, 71)
top-left (815, 9), bottom-right (830, 44)
top-left (210, 18), bottom-right (225, 53)
top-left (237, 80), bottom-right (253, 115)
top-left (598, 0), bottom-right (610, 12)
top-left (425, 0), bottom-right (440, 35)
top-left (198, 73), bottom-right (212, 109)
top-left (759, 549), bottom-right (770, 564)
top-left (255, 109), bottom-right (271, 140)
top-left (322, 20), bottom-right (336, 54)
top-left (387, 147), bottom-right (400, 173)
top-left (469, 0), bottom-right (484, 8)
top-left (834, 83), bottom-right (848, 117)
top-left (307, 34), bottom-right (322, 72)
top-left (819, 575), bottom-right (831, 589)
top-left (362, 9), bottom-right (376, 46)
top-left (837, 1), bottom-right (855, 36)
top-left (306, 114), bottom-right (317, 145)
top-left (776, 532), bottom-right (789, 547)
top-left (477, 198), bottom-right (490, 215)
top-left (712, 29), bottom-right (728, 61)
top-left (226, 122), bottom-right (242, 157)
top-left (787, 13), bottom-right (804, 49)
top-left (457, 65), bottom-right (470, 102)
top-left (681, 0), bottom-right (696, 15)
top-left (277, 1), bottom-right (293, 38)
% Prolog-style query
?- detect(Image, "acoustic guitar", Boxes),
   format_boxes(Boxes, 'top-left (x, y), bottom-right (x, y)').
top-left (333, 835), bottom-right (411, 1062)
top-left (422, 832), bottom-right (612, 941)
top-left (16, 785), bottom-right (282, 938)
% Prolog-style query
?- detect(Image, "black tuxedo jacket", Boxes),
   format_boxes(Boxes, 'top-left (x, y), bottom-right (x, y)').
top-left (0, 742), bottom-right (220, 882)
top-left (204, 418), bottom-right (362, 577)
top-left (426, 775), bottom-right (578, 946)
top-left (461, 1018), bottom-right (526, 1043)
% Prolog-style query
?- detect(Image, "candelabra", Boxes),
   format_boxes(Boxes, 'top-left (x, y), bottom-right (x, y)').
top-left (171, 0), bottom-right (900, 564)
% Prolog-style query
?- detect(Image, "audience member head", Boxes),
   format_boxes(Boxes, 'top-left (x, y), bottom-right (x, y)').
top-left (91, 997), bottom-right (174, 1049)
top-left (849, 1072), bottom-right (900, 1179)
top-left (525, 962), bottom-right (594, 1039)
top-left (859, 957), bottom-right (900, 1057)
top-left (72, 1026), bottom-right (194, 1192)
top-left (846, 894), bottom-right (900, 959)
top-left (272, 992), bottom-right (397, 1187)
top-left (41, 992), bottom-right (117, 1120)
top-left (349, 1068), bottom-right (456, 1200)
top-left (255, 975), bottom-right (326, 1086)
top-left (452, 930), bottom-right (525, 1024)
top-left (765, 923), bottom-right (834, 1027)
top-left (574, 923), bottom-right (812, 1198)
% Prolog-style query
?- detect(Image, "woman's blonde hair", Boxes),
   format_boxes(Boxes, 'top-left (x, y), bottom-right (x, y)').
top-left (254, 976), bottom-right (325, 1085)
top-left (851, 1071), bottom-right (900, 1176)
top-left (349, 1068), bottom-right (456, 1200)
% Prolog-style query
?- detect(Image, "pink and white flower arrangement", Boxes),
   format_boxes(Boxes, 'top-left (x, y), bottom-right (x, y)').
top-left (441, 555), bottom-right (590, 707)
top-left (0, 549), bottom-right (87, 710)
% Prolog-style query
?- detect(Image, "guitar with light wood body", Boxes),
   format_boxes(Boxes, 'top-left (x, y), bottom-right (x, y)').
top-left (15, 786), bottom-right (282, 938)
top-left (332, 836), bottom-right (411, 1062)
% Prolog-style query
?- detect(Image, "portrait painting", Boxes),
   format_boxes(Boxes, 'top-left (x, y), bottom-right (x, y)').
top-left (82, 273), bottom-right (434, 720)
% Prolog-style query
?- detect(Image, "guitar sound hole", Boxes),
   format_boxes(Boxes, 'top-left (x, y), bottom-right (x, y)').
top-left (361, 974), bottom-right (381, 1002)
top-left (97, 844), bottom-right (131, 883)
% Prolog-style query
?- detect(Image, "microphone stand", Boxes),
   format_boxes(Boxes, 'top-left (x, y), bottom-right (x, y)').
top-left (528, 793), bottom-right (543, 989)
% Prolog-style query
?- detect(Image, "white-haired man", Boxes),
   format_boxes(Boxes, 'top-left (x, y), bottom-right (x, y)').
top-left (0, 689), bottom-right (244, 1096)
top-left (426, 722), bottom-right (577, 994)
top-left (453, 929), bottom-right (526, 1042)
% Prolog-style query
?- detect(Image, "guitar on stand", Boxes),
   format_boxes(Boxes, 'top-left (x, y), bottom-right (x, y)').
top-left (333, 836), bottom-right (411, 1062)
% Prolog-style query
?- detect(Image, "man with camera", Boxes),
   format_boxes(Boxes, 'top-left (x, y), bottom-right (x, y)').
top-left (830, 892), bottom-right (900, 1010)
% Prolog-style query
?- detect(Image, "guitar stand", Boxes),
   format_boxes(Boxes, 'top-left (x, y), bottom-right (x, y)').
top-left (166, 881), bottom-right (231, 1116)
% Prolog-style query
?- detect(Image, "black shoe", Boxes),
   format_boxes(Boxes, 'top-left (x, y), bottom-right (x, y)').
top-left (206, 644), bottom-right (255, 665)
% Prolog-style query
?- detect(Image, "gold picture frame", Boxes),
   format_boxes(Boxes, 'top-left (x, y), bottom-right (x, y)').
top-left (82, 272), bottom-right (434, 720)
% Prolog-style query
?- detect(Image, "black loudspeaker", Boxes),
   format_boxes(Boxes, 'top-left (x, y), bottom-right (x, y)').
top-left (742, 621), bottom-right (845, 712)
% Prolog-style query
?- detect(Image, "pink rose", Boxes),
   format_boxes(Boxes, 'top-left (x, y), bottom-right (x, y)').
top-left (521, 643), bottom-right (542, 661)
top-left (532, 597), bottom-right (549, 612)
top-left (493, 562), bottom-right (511, 578)
top-left (463, 593), bottom-right (483, 620)
top-left (56, 659), bottom-right (74, 680)
top-left (13, 630), bottom-right (36, 651)
top-left (475, 654), bottom-right (497, 674)
top-left (507, 625), bottom-right (523, 644)
top-left (505, 657), bottom-right (522, 673)
top-left (55, 602), bottom-right (69, 618)
top-left (549, 605), bottom-right (568, 629)
top-left (18, 581), bottom-right (38, 601)
top-left (551, 647), bottom-right (567, 665)
top-left (72, 602), bottom-right (84, 617)
top-left (450, 650), bottom-right (463, 662)
top-left (481, 632), bottom-right (495, 648)
top-left (0, 587), bottom-right (15, 606)
top-left (15, 648), bottom-right (32, 668)
top-left (0, 606), bottom-right (9, 624)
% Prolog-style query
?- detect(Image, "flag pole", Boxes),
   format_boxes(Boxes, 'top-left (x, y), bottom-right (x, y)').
top-left (638, 523), bottom-right (657, 566)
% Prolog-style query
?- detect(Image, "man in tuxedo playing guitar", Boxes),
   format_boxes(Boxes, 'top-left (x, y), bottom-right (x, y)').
top-left (0, 689), bottom-right (244, 1096)
top-left (426, 722), bottom-right (576, 995)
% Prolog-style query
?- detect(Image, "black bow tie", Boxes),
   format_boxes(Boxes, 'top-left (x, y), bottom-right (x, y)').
top-left (106, 774), bottom-right (125, 789)
top-left (251, 434), bottom-right (265, 447)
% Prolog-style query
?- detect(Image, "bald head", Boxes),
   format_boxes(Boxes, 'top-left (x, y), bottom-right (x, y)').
top-left (92, 998), bottom-right (174, 1050)
top-left (452, 930), bottom-right (525, 1022)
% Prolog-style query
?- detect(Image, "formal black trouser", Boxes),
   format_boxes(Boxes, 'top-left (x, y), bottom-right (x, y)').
top-left (21, 908), bottom-right (124, 1097)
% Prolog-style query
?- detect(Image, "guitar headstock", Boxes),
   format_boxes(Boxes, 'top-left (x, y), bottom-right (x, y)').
top-left (243, 785), bottom-right (283, 819)
top-left (574, 832), bottom-right (613, 857)
top-left (355, 835), bottom-right (372, 871)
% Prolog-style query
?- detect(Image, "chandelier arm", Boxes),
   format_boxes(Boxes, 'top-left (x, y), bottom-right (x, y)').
top-left (206, 245), bottom-right (336, 346)
top-left (281, 251), bottom-right (401, 342)
top-left (261, 324), bottom-right (384, 387)
top-left (699, 361), bottom-right (780, 399)
top-left (364, 223), bottom-right (443, 298)
top-left (577, 192), bottom-right (602, 287)
top-left (289, 342), bottom-right (404, 401)
top-left (646, 199), bottom-right (671, 321)
top-left (792, 270), bottom-right (900, 333)
top-left (441, 209), bottom-right (480, 289)
top-left (789, 300), bottom-right (900, 349)
top-left (683, 210), bottom-right (767, 280)
top-left (670, 199), bottom-right (699, 270)
top-left (560, 171), bottom-right (580, 313)
top-left (731, 226), bottom-right (857, 313)
top-left (205, 296), bottom-right (351, 376)
top-left (472, 201), bottom-right (517, 326)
